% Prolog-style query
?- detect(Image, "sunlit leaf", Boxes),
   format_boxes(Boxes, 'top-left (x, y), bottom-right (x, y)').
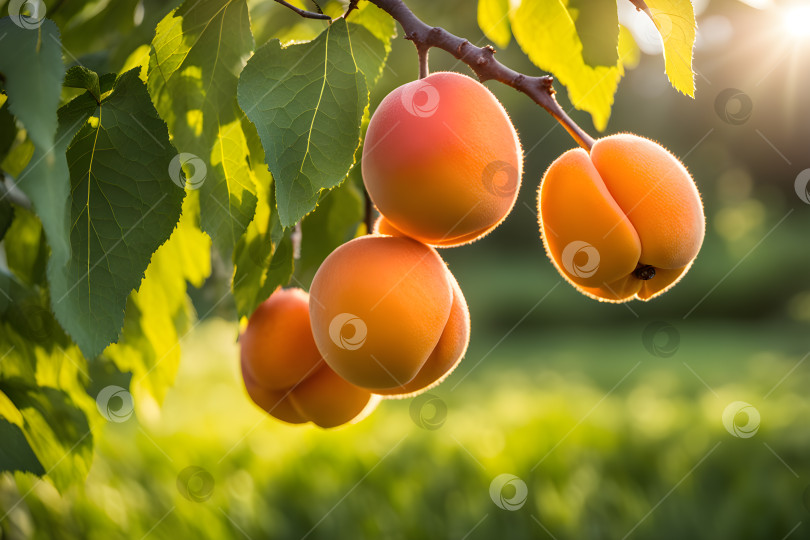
top-left (567, 0), bottom-right (619, 67)
top-left (477, 0), bottom-right (511, 48)
top-left (510, 0), bottom-right (621, 131)
top-left (105, 195), bottom-right (211, 410)
top-left (645, 0), bottom-right (696, 97)
top-left (232, 121), bottom-right (293, 319)
top-left (148, 0), bottom-right (257, 257)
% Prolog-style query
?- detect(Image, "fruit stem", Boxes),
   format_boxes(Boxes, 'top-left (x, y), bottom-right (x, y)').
top-left (633, 264), bottom-right (656, 281)
top-left (368, 0), bottom-right (596, 151)
top-left (416, 42), bottom-right (430, 79)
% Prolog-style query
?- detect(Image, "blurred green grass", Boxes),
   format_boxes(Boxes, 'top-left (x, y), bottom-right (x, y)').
top-left (3, 317), bottom-right (808, 540)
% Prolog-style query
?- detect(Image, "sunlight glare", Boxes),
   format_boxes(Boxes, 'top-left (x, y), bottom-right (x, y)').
top-left (783, 6), bottom-right (810, 39)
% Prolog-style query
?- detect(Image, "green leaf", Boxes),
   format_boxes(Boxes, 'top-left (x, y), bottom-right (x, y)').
top-left (348, 21), bottom-right (391, 90)
top-left (0, 417), bottom-right (45, 477)
top-left (645, 0), bottom-right (696, 97)
top-left (238, 18), bottom-right (367, 227)
top-left (0, 182), bottom-right (13, 243)
top-left (64, 66), bottom-right (102, 102)
top-left (0, 99), bottom-right (18, 164)
top-left (148, 0), bottom-right (258, 257)
top-left (3, 206), bottom-right (47, 287)
top-left (349, 1), bottom-right (398, 55)
top-left (232, 121), bottom-right (293, 319)
top-left (477, 0), bottom-right (511, 48)
top-left (105, 195), bottom-right (211, 409)
top-left (567, 0), bottom-right (619, 67)
top-left (0, 378), bottom-right (93, 493)
top-left (510, 0), bottom-right (621, 131)
top-left (48, 69), bottom-right (185, 359)
top-left (0, 18), bottom-right (70, 261)
top-left (299, 166), bottom-right (364, 280)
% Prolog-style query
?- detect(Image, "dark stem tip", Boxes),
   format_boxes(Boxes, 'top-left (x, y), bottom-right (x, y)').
top-left (633, 265), bottom-right (656, 281)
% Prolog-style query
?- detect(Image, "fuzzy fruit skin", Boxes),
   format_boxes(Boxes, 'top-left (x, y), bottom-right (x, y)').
top-left (538, 133), bottom-right (704, 302)
top-left (309, 235), bottom-right (470, 391)
top-left (240, 288), bottom-right (322, 391)
top-left (362, 71), bottom-right (523, 247)
top-left (240, 288), bottom-right (378, 428)
top-left (369, 274), bottom-right (470, 398)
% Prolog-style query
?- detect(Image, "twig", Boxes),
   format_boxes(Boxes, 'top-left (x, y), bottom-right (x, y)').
top-left (273, 0), bottom-right (331, 20)
top-left (414, 40), bottom-right (430, 79)
top-left (343, 0), bottom-right (360, 19)
top-left (370, 0), bottom-right (595, 150)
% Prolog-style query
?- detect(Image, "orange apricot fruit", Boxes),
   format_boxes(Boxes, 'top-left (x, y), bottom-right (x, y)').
top-left (308, 235), bottom-right (470, 394)
top-left (240, 288), bottom-right (379, 428)
top-left (362, 71), bottom-right (523, 247)
top-left (538, 133), bottom-right (704, 302)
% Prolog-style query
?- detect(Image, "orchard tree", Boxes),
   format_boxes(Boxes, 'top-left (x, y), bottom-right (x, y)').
top-left (0, 0), bottom-right (700, 491)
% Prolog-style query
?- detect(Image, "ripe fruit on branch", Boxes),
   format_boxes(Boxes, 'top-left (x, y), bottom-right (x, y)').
top-left (538, 134), bottom-right (705, 302)
top-left (362, 71), bottom-right (523, 247)
top-left (308, 235), bottom-right (470, 396)
top-left (240, 288), bottom-right (379, 428)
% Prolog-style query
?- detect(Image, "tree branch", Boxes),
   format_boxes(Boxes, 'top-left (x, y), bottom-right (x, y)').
top-left (273, 0), bottom-right (331, 20)
top-left (370, 0), bottom-right (595, 150)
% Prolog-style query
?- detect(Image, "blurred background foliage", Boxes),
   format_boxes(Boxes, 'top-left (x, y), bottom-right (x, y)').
top-left (2, 0), bottom-right (810, 538)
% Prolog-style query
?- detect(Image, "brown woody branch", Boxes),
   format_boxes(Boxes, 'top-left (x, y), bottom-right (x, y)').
top-left (273, 0), bottom-right (595, 149)
top-left (367, 0), bottom-right (595, 150)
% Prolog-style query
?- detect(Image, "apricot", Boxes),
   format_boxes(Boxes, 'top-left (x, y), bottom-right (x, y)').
top-left (538, 133), bottom-right (704, 302)
top-left (362, 71), bottom-right (523, 247)
top-left (308, 235), bottom-right (470, 393)
top-left (240, 288), bottom-right (379, 428)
